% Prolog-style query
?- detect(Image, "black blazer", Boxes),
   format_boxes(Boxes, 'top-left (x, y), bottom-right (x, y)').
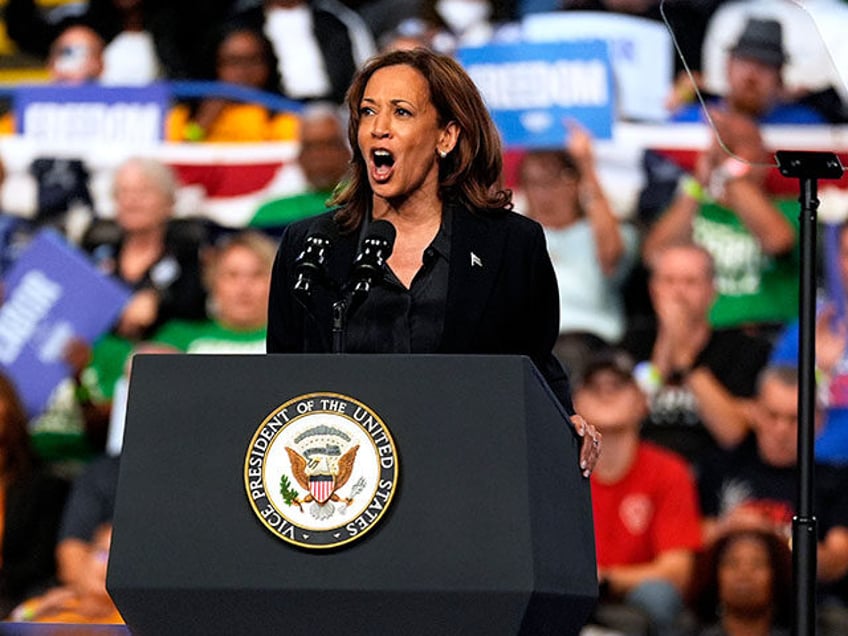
top-left (267, 205), bottom-right (575, 414)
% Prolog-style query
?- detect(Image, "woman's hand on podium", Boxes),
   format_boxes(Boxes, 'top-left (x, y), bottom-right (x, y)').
top-left (572, 413), bottom-right (601, 478)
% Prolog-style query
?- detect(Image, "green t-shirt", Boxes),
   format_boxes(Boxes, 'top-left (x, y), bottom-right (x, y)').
top-left (153, 320), bottom-right (266, 354)
top-left (86, 333), bottom-right (135, 400)
top-left (85, 321), bottom-right (266, 402)
top-left (694, 197), bottom-right (800, 329)
top-left (248, 190), bottom-right (332, 229)
top-left (29, 380), bottom-right (97, 471)
top-left (29, 333), bottom-right (130, 470)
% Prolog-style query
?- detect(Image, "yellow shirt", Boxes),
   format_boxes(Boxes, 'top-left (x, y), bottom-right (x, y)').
top-left (166, 102), bottom-right (299, 143)
top-left (0, 111), bottom-right (15, 135)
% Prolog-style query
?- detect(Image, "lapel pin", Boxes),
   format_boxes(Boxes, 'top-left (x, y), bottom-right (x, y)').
top-left (470, 252), bottom-right (483, 268)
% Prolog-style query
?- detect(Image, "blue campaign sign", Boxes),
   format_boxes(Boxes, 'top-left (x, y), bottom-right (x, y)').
top-left (457, 40), bottom-right (614, 148)
top-left (14, 83), bottom-right (170, 144)
top-left (0, 229), bottom-right (131, 417)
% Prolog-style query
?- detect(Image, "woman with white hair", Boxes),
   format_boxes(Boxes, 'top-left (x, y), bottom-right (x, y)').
top-left (83, 156), bottom-right (209, 340)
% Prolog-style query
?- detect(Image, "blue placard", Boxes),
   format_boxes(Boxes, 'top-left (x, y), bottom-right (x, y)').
top-left (14, 83), bottom-right (170, 144)
top-left (457, 40), bottom-right (614, 148)
top-left (825, 222), bottom-right (846, 325)
top-left (0, 229), bottom-right (131, 417)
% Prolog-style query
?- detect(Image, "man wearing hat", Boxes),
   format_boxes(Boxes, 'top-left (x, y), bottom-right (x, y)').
top-left (645, 17), bottom-right (818, 336)
top-left (637, 15), bottom-right (826, 273)
top-left (671, 16), bottom-right (825, 124)
top-left (575, 348), bottom-right (703, 634)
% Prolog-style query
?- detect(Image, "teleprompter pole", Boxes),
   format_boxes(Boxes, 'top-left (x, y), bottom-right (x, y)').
top-left (775, 150), bottom-right (844, 636)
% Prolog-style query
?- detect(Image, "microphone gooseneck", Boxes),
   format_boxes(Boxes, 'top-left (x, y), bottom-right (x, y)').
top-left (349, 219), bottom-right (396, 302)
top-left (294, 217), bottom-right (395, 354)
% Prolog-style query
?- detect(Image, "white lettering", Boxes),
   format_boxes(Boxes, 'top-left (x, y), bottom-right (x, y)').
top-left (0, 270), bottom-right (63, 364)
top-left (23, 102), bottom-right (162, 144)
top-left (469, 60), bottom-right (608, 110)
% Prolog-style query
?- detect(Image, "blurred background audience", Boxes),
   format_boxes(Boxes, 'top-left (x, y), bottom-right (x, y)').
top-left (4, 0), bottom-right (234, 81)
top-left (165, 23), bottom-right (298, 143)
top-left (642, 110), bottom-right (800, 339)
top-left (671, 16), bottom-right (826, 126)
top-left (696, 364), bottom-right (848, 629)
top-left (229, 0), bottom-right (377, 104)
top-left (0, 372), bottom-right (69, 619)
top-left (620, 243), bottom-right (770, 470)
top-left (152, 229), bottom-right (275, 353)
top-left (248, 101), bottom-right (351, 234)
top-left (575, 348), bottom-right (702, 634)
top-left (519, 122), bottom-right (637, 378)
top-left (770, 219), bottom-right (848, 467)
top-left (688, 527), bottom-right (793, 636)
top-left (0, 0), bottom-right (847, 630)
top-left (49, 453), bottom-right (121, 624)
top-left (82, 156), bottom-right (209, 341)
top-left (9, 523), bottom-right (121, 624)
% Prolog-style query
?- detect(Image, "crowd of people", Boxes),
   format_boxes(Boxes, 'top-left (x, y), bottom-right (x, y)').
top-left (1, 0), bottom-right (848, 634)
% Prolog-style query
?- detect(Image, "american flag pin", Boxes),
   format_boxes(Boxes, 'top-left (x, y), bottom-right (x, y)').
top-left (471, 252), bottom-right (483, 268)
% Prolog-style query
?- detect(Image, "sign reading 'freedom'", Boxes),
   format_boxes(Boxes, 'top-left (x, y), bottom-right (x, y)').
top-left (458, 40), bottom-right (614, 148)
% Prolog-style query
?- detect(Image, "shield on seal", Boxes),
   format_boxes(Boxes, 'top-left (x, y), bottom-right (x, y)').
top-left (309, 474), bottom-right (336, 504)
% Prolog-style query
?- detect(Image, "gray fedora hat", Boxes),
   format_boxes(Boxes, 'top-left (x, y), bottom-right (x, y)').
top-left (728, 17), bottom-right (788, 67)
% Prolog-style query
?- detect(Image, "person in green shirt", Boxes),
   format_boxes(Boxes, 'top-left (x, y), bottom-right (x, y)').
top-left (86, 229), bottom-right (277, 405)
top-left (643, 109), bottom-right (799, 338)
top-left (152, 229), bottom-right (277, 353)
top-left (85, 230), bottom-right (278, 456)
top-left (249, 102), bottom-right (351, 235)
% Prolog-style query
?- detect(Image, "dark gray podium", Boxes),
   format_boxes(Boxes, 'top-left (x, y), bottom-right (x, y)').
top-left (107, 354), bottom-right (597, 635)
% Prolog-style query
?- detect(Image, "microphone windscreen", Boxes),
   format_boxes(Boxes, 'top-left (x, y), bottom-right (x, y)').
top-left (368, 219), bottom-right (396, 248)
top-left (308, 216), bottom-right (340, 242)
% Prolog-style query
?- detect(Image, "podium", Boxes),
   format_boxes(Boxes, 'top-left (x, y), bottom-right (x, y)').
top-left (107, 354), bottom-right (597, 635)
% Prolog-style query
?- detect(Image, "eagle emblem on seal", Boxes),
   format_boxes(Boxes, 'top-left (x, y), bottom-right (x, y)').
top-left (282, 424), bottom-right (364, 520)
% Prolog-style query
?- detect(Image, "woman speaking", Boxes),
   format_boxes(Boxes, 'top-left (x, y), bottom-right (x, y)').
top-left (266, 48), bottom-right (601, 475)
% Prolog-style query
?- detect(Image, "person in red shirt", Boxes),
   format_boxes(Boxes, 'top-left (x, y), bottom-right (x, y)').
top-left (575, 348), bottom-right (703, 633)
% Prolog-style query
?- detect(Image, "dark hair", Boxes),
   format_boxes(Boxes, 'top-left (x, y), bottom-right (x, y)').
top-left (80, 0), bottom-right (234, 79)
top-left (330, 47), bottom-right (512, 231)
top-left (0, 371), bottom-right (34, 483)
top-left (519, 149), bottom-right (581, 181)
top-left (690, 529), bottom-right (792, 627)
top-left (200, 22), bottom-right (282, 95)
top-left (756, 363), bottom-right (798, 395)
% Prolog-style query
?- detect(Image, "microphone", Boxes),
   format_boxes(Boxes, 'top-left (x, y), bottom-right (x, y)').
top-left (348, 219), bottom-right (396, 303)
top-left (293, 216), bottom-right (339, 305)
top-left (332, 220), bottom-right (395, 353)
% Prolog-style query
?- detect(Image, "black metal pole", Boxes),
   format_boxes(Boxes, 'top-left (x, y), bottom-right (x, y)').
top-left (775, 150), bottom-right (844, 636)
top-left (794, 173), bottom-right (818, 636)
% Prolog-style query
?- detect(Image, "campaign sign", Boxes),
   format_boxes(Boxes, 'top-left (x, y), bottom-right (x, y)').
top-left (0, 229), bottom-right (130, 417)
top-left (522, 12), bottom-right (673, 122)
top-left (457, 40), bottom-right (614, 148)
top-left (15, 83), bottom-right (169, 145)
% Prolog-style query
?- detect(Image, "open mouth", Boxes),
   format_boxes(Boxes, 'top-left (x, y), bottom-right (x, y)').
top-left (371, 148), bottom-right (395, 181)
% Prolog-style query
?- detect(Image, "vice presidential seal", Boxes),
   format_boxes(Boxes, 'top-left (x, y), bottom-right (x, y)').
top-left (244, 392), bottom-right (398, 549)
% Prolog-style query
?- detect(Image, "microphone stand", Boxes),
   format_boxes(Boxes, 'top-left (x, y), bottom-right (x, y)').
top-left (775, 150), bottom-right (844, 636)
top-left (332, 286), bottom-right (371, 354)
top-left (329, 220), bottom-right (395, 355)
top-left (332, 299), bottom-right (346, 354)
